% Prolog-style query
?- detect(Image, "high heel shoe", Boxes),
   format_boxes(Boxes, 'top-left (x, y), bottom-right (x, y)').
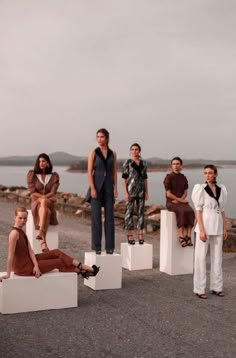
top-left (185, 236), bottom-right (193, 246)
top-left (77, 263), bottom-right (100, 279)
top-left (127, 234), bottom-right (135, 245)
top-left (36, 229), bottom-right (45, 241)
top-left (138, 233), bottom-right (144, 245)
top-left (41, 241), bottom-right (49, 252)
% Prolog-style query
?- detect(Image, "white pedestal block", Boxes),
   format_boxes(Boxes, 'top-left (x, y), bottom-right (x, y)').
top-left (121, 243), bottom-right (153, 270)
top-left (160, 210), bottom-right (194, 275)
top-left (84, 252), bottom-right (122, 290)
top-left (26, 210), bottom-right (59, 253)
top-left (0, 271), bottom-right (78, 314)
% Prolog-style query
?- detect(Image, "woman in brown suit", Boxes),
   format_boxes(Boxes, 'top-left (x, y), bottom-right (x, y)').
top-left (0, 207), bottom-right (99, 280)
top-left (27, 153), bottom-right (59, 252)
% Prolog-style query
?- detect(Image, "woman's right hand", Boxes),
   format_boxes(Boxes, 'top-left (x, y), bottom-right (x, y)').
top-left (200, 231), bottom-right (207, 242)
top-left (124, 192), bottom-right (130, 201)
top-left (0, 274), bottom-right (10, 281)
top-left (91, 188), bottom-right (97, 199)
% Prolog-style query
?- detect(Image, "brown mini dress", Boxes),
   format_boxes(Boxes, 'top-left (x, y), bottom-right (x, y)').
top-left (163, 172), bottom-right (195, 228)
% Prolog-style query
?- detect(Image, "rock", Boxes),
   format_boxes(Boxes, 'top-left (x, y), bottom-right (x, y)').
top-left (146, 224), bottom-right (154, 233)
top-left (75, 209), bottom-right (83, 217)
top-left (114, 201), bottom-right (126, 214)
top-left (148, 213), bottom-right (160, 221)
top-left (144, 205), bottom-right (162, 216)
top-left (225, 218), bottom-right (233, 230)
top-left (231, 219), bottom-right (236, 228)
top-left (223, 232), bottom-right (236, 252)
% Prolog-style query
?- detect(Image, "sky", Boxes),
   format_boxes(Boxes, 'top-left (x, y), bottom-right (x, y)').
top-left (0, 0), bottom-right (236, 160)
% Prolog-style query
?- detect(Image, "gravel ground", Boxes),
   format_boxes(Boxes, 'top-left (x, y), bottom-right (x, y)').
top-left (0, 200), bottom-right (236, 358)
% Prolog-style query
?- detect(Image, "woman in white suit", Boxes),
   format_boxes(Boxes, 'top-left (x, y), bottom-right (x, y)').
top-left (191, 165), bottom-right (227, 299)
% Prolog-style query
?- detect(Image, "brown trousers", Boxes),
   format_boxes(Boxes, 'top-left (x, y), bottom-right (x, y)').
top-left (36, 249), bottom-right (77, 273)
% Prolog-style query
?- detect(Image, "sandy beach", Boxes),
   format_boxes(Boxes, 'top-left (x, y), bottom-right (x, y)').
top-left (0, 199), bottom-right (236, 358)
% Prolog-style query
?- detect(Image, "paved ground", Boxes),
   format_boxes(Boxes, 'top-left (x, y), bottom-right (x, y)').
top-left (0, 200), bottom-right (236, 358)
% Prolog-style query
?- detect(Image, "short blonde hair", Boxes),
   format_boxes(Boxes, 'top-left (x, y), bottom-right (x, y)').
top-left (15, 207), bottom-right (28, 216)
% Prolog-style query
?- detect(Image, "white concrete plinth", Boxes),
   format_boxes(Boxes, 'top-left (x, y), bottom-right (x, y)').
top-left (0, 271), bottom-right (78, 314)
top-left (160, 210), bottom-right (194, 275)
top-left (84, 252), bottom-right (122, 290)
top-left (26, 210), bottom-right (59, 253)
top-left (121, 242), bottom-right (153, 270)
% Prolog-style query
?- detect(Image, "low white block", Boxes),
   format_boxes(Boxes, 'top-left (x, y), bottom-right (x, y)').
top-left (0, 271), bottom-right (78, 314)
top-left (160, 210), bottom-right (194, 275)
top-left (121, 242), bottom-right (153, 270)
top-left (26, 210), bottom-right (59, 253)
top-left (84, 252), bottom-right (122, 290)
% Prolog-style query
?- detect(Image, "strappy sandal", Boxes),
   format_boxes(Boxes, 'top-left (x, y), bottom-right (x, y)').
top-left (185, 236), bottom-right (193, 246)
top-left (36, 230), bottom-right (45, 241)
top-left (138, 233), bottom-right (144, 245)
top-left (196, 293), bottom-right (208, 299)
top-left (212, 290), bottom-right (224, 297)
top-left (77, 263), bottom-right (100, 279)
top-left (41, 241), bottom-right (49, 252)
top-left (127, 234), bottom-right (135, 245)
top-left (179, 237), bottom-right (188, 247)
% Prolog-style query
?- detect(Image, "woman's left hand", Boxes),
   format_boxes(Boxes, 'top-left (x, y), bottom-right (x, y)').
top-left (114, 188), bottom-right (118, 198)
top-left (223, 230), bottom-right (228, 241)
top-left (33, 265), bottom-right (41, 278)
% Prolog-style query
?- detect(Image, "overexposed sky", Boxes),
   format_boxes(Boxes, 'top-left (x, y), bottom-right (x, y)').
top-left (0, 0), bottom-right (236, 159)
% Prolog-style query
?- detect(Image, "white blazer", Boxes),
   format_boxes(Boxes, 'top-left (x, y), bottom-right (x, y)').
top-left (191, 183), bottom-right (227, 235)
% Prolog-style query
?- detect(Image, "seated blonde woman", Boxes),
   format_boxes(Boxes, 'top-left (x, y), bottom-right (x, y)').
top-left (0, 207), bottom-right (99, 281)
top-left (27, 153), bottom-right (59, 252)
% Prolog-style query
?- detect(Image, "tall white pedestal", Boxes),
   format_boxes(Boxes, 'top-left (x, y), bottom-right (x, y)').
top-left (84, 252), bottom-right (122, 290)
top-left (160, 210), bottom-right (194, 275)
top-left (121, 243), bottom-right (153, 270)
top-left (26, 210), bottom-right (59, 253)
top-left (0, 271), bottom-right (78, 314)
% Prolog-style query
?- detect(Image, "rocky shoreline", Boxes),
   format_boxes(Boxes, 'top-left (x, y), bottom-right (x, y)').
top-left (0, 185), bottom-right (235, 251)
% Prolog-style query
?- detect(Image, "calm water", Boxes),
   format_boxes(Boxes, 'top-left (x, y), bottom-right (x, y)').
top-left (0, 166), bottom-right (235, 217)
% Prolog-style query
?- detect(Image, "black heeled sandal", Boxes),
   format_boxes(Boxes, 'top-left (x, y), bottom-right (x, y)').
top-left (212, 290), bottom-right (224, 297)
top-left (127, 234), bottom-right (135, 245)
top-left (138, 233), bottom-right (144, 245)
top-left (179, 237), bottom-right (188, 247)
top-left (77, 263), bottom-right (100, 279)
top-left (185, 236), bottom-right (193, 246)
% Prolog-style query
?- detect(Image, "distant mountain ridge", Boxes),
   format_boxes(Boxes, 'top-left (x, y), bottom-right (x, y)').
top-left (0, 152), bottom-right (86, 166)
top-left (1, 152), bottom-right (235, 168)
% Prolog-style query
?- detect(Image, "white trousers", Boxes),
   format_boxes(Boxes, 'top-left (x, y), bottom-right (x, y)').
top-left (193, 233), bottom-right (223, 294)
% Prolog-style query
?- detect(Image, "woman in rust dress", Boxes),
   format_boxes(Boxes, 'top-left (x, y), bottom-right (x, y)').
top-left (0, 207), bottom-right (99, 281)
top-left (163, 157), bottom-right (195, 247)
top-left (27, 153), bottom-right (59, 252)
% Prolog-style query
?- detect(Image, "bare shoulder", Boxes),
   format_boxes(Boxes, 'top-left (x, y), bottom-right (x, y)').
top-left (88, 150), bottom-right (95, 159)
top-left (9, 228), bottom-right (20, 243)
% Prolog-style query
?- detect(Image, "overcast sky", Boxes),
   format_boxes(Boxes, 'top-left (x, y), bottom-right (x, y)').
top-left (0, 0), bottom-right (236, 160)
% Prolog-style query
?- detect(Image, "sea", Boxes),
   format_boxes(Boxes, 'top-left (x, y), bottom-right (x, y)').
top-left (0, 166), bottom-right (235, 218)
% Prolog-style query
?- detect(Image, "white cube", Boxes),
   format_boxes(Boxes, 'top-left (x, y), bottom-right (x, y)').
top-left (160, 210), bottom-right (194, 275)
top-left (0, 271), bottom-right (78, 314)
top-left (121, 242), bottom-right (153, 270)
top-left (84, 252), bottom-right (122, 290)
top-left (26, 210), bottom-right (59, 253)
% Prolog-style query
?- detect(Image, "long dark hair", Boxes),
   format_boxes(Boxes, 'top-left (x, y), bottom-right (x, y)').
top-left (33, 153), bottom-right (53, 174)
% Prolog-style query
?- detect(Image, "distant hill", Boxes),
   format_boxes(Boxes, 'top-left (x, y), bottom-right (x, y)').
top-left (0, 152), bottom-right (236, 169)
top-left (0, 152), bottom-right (86, 166)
